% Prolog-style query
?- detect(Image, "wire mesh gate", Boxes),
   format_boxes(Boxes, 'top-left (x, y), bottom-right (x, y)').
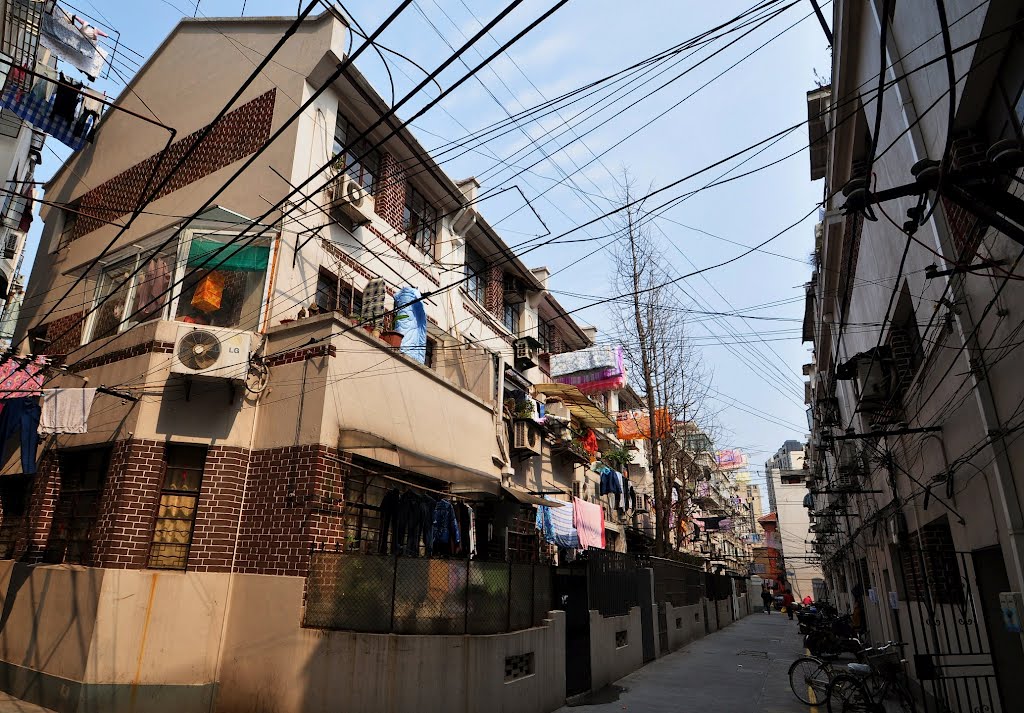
top-left (899, 546), bottom-right (1004, 713)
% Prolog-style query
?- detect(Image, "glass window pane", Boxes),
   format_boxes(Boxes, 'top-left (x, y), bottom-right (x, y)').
top-left (175, 234), bottom-right (270, 331)
top-left (91, 259), bottom-right (135, 341)
top-left (126, 247), bottom-right (175, 328)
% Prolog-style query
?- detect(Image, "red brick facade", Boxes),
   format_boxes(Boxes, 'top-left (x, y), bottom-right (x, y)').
top-left (374, 151), bottom-right (407, 233)
top-left (486, 265), bottom-right (504, 319)
top-left (0, 439), bottom-right (348, 576)
top-left (32, 310), bottom-right (84, 359)
top-left (234, 445), bottom-right (346, 577)
top-left (67, 89), bottom-right (277, 244)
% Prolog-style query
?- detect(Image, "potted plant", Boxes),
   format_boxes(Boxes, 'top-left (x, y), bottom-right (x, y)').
top-left (380, 312), bottom-right (406, 348)
top-left (603, 446), bottom-right (635, 471)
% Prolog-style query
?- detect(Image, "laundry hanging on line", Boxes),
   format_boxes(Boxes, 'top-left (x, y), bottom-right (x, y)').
top-left (39, 5), bottom-right (109, 81)
top-left (572, 496), bottom-right (604, 550)
top-left (39, 388), bottom-right (97, 434)
top-left (0, 396), bottom-right (40, 474)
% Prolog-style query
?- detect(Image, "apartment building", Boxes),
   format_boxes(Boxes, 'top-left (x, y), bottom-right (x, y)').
top-left (0, 11), bottom-right (635, 713)
top-left (803, 1), bottom-right (1024, 711)
top-left (0, 2), bottom-right (51, 346)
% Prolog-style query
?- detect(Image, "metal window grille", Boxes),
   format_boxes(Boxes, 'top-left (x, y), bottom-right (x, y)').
top-left (44, 447), bottom-right (111, 565)
top-left (148, 444), bottom-right (206, 570)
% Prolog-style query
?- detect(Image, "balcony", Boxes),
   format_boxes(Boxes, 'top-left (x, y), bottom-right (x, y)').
top-left (266, 313), bottom-right (505, 492)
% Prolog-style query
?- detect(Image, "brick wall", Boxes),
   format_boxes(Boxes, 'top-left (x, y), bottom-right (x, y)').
top-left (9, 452), bottom-right (61, 562)
top-left (234, 444), bottom-right (346, 577)
top-left (188, 445), bottom-right (248, 572)
top-left (93, 439), bottom-right (166, 568)
top-left (940, 130), bottom-right (989, 261)
top-left (486, 265), bottom-right (503, 319)
top-left (374, 152), bottom-right (406, 233)
top-left (7, 439), bottom-right (348, 576)
top-left (67, 89), bottom-right (277, 244)
top-left (32, 310), bottom-right (84, 359)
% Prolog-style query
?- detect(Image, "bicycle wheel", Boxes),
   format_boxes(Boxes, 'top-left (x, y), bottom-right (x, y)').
top-left (826, 673), bottom-right (874, 713)
top-left (789, 656), bottom-right (832, 706)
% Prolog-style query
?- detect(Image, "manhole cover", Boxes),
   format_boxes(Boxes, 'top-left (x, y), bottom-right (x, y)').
top-left (736, 650), bottom-right (769, 658)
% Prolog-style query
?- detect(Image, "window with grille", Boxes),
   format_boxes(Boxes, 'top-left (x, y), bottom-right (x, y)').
top-left (333, 113), bottom-right (381, 194)
top-left (896, 517), bottom-right (962, 604)
top-left (0, 475), bottom-right (29, 559)
top-left (404, 184), bottom-right (438, 255)
top-left (44, 449), bottom-right (110, 564)
top-left (148, 445), bottom-right (206, 570)
top-left (315, 268), bottom-right (363, 318)
top-left (465, 245), bottom-right (486, 303)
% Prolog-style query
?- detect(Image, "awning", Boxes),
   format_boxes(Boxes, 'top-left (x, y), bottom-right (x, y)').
top-left (502, 485), bottom-right (566, 507)
top-left (338, 428), bottom-right (502, 491)
top-left (503, 365), bottom-right (532, 392)
top-left (532, 383), bottom-right (615, 430)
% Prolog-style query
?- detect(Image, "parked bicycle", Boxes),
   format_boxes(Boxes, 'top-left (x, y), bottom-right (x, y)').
top-left (788, 654), bottom-right (836, 706)
top-left (826, 642), bottom-right (917, 713)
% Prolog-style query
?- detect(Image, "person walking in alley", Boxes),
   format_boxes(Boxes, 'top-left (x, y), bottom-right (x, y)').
top-left (781, 590), bottom-right (796, 620)
top-left (761, 585), bottom-right (773, 614)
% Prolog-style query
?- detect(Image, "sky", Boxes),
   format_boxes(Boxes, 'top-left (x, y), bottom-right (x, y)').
top-left (25, 0), bottom-right (832, 483)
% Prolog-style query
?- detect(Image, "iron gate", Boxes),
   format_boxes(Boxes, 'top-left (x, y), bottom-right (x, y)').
top-left (898, 545), bottom-right (1003, 713)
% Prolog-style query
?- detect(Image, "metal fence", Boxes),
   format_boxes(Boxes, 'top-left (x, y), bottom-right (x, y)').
top-left (303, 550), bottom-right (552, 634)
top-left (704, 572), bottom-right (734, 601)
top-left (584, 548), bottom-right (643, 616)
top-left (649, 556), bottom-right (705, 606)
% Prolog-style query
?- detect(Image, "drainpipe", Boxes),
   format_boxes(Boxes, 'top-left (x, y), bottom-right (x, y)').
top-left (868, 1), bottom-right (1024, 594)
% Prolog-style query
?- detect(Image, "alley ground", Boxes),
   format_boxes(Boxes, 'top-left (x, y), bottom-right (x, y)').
top-left (0, 693), bottom-right (53, 713)
top-left (560, 611), bottom-right (807, 712)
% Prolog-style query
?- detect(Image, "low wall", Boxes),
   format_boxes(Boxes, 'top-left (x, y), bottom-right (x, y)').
top-left (0, 563), bottom-right (227, 713)
top-left (661, 603), bottom-right (702, 652)
top-left (588, 607), bottom-right (643, 692)
top-left (716, 598), bottom-right (733, 628)
top-left (215, 574), bottom-right (566, 713)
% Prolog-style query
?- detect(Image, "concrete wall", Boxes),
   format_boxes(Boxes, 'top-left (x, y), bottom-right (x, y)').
top-left (0, 563), bottom-right (227, 713)
top-left (662, 603), bottom-right (703, 652)
top-left (587, 607), bottom-right (643, 692)
top-left (215, 574), bottom-right (566, 713)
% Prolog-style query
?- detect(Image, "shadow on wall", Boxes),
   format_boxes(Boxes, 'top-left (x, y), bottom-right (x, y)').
top-left (0, 563), bottom-right (104, 712)
top-left (154, 378), bottom-right (243, 439)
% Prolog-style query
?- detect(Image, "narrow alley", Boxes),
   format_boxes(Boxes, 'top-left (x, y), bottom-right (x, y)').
top-left (560, 613), bottom-right (806, 713)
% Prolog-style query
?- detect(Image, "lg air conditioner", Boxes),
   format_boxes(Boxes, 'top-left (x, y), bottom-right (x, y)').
top-left (171, 325), bottom-right (252, 381)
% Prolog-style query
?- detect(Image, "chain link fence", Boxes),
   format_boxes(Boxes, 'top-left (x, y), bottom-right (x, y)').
top-left (303, 549), bottom-right (553, 634)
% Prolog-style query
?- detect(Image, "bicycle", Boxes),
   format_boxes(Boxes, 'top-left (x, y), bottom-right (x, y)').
top-left (788, 655), bottom-right (836, 706)
top-left (826, 642), bottom-right (917, 713)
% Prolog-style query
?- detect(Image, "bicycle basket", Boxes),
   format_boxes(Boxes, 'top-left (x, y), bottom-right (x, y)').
top-left (866, 647), bottom-right (903, 675)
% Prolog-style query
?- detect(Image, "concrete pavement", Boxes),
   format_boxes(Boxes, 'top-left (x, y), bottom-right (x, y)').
top-left (0, 693), bottom-right (55, 713)
top-left (559, 610), bottom-right (808, 712)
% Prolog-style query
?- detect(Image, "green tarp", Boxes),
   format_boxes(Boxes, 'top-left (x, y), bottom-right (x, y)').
top-left (186, 237), bottom-right (269, 272)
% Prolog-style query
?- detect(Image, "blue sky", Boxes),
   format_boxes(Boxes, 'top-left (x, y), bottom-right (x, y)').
top-left (26, 0), bottom-right (831, 479)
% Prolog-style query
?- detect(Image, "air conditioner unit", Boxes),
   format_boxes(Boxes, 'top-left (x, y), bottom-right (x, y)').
top-left (330, 173), bottom-right (375, 226)
top-left (512, 418), bottom-right (542, 456)
top-left (834, 471), bottom-right (856, 490)
top-left (171, 325), bottom-right (252, 380)
top-left (856, 352), bottom-right (893, 411)
top-left (513, 336), bottom-right (541, 370)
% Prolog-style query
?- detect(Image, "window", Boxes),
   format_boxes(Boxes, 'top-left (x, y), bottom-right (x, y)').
top-left (316, 268), bottom-right (339, 313)
top-left (149, 445), bottom-right (206, 570)
top-left (503, 301), bottom-right (519, 334)
top-left (404, 184), bottom-right (438, 255)
top-left (887, 284), bottom-right (924, 399)
top-left (465, 245), bottom-right (486, 303)
top-left (174, 233), bottom-right (271, 331)
top-left (896, 517), bottom-right (963, 605)
top-left (538, 321), bottom-right (556, 353)
top-left (44, 449), bottom-right (110, 565)
top-left (333, 113), bottom-right (381, 194)
top-left (425, 337), bottom-right (436, 368)
top-left (315, 268), bottom-right (363, 317)
top-left (0, 475), bottom-right (29, 559)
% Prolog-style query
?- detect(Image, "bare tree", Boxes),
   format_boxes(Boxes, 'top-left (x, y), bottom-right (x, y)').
top-left (610, 171), bottom-right (715, 555)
